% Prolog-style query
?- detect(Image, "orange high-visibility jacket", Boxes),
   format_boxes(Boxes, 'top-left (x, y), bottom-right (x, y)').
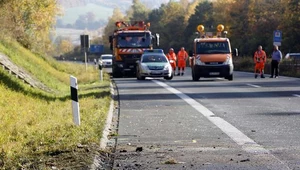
top-left (254, 50), bottom-right (267, 63)
top-left (166, 52), bottom-right (177, 69)
top-left (166, 52), bottom-right (176, 61)
top-left (177, 50), bottom-right (188, 67)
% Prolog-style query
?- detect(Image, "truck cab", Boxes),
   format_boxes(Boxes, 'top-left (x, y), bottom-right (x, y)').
top-left (190, 24), bottom-right (237, 81)
top-left (109, 21), bottom-right (159, 78)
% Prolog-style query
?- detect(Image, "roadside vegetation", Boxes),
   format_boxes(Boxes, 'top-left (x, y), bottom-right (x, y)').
top-left (234, 57), bottom-right (300, 78)
top-left (0, 37), bottom-right (112, 169)
top-left (103, 0), bottom-right (300, 57)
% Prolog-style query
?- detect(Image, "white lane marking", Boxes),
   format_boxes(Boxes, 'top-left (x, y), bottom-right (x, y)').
top-left (154, 80), bottom-right (264, 151)
top-left (153, 80), bottom-right (290, 169)
top-left (246, 83), bottom-right (261, 88)
top-left (293, 94), bottom-right (300, 98)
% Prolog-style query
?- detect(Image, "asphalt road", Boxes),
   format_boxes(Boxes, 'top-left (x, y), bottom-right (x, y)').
top-left (111, 67), bottom-right (300, 170)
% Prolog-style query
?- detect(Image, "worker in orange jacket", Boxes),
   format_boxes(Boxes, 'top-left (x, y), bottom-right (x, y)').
top-left (166, 48), bottom-right (177, 75)
top-left (177, 47), bottom-right (188, 76)
top-left (254, 45), bottom-right (267, 78)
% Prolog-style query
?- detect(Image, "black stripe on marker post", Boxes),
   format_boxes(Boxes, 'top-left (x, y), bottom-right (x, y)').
top-left (70, 86), bottom-right (78, 102)
top-left (70, 75), bottom-right (80, 126)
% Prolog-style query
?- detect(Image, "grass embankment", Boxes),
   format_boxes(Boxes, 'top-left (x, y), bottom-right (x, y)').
top-left (0, 37), bottom-right (112, 169)
top-left (234, 57), bottom-right (300, 78)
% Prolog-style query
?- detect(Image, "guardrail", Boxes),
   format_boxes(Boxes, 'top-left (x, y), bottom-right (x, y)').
top-left (0, 53), bottom-right (53, 92)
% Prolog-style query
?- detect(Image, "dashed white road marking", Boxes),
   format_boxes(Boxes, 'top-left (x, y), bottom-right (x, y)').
top-left (246, 83), bottom-right (261, 88)
top-left (153, 80), bottom-right (290, 169)
top-left (293, 94), bottom-right (300, 98)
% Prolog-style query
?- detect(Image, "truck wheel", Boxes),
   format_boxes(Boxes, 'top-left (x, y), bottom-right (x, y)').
top-left (192, 69), bottom-right (200, 81)
top-left (112, 69), bottom-right (122, 78)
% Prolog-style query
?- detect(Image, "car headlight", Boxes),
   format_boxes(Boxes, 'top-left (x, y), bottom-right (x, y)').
top-left (141, 63), bottom-right (149, 71)
top-left (223, 55), bottom-right (232, 64)
top-left (117, 64), bottom-right (123, 68)
top-left (164, 64), bottom-right (170, 70)
top-left (195, 55), bottom-right (205, 65)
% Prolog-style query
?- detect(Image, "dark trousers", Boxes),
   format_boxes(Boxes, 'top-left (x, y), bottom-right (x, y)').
top-left (270, 60), bottom-right (279, 77)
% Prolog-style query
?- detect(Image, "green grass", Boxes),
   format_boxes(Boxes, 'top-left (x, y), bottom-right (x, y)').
top-left (0, 37), bottom-right (112, 169)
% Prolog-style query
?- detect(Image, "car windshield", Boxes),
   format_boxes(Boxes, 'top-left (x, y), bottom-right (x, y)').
top-left (101, 56), bottom-right (112, 60)
top-left (142, 55), bottom-right (167, 63)
top-left (117, 32), bottom-right (151, 48)
top-left (196, 42), bottom-right (230, 54)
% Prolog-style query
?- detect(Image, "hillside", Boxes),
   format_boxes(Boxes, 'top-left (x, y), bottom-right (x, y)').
top-left (57, 0), bottom-right (170, 24)
top-left (58, 0), bottom-right (169, 9)
top-left (0, 37), bottom-right (111, 169)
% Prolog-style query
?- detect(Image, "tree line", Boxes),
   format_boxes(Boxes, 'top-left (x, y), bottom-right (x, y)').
top-left (0, 0), bottom-right (299, 58)
top-left (102, 0), bottom-right (300, 57)
top-left (0, 0), bottom-right (59, 53)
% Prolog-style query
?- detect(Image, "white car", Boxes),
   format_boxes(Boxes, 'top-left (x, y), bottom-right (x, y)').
top-left (285, 53), bottom-right (300, 59)
top-left (136, 49), bottom-right (173, 80)
top-left (99, 54), bottom-right (113, 67)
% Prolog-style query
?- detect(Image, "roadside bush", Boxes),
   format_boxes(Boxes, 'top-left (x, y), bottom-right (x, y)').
top-left (234, 56), bottom-right (300, 78)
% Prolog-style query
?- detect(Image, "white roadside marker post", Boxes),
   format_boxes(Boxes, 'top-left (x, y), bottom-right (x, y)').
top-left (70, 75), bottom-right (80, 126)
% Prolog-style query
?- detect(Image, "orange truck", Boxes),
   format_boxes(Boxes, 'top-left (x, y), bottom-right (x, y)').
top-left (109, 21), bottom-right (159, 78)
top-left (189, 24), bottom-right (238, 81)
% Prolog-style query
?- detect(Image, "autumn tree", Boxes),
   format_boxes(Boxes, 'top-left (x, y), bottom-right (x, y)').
top-left (185, 1), bottom-right (214, 46)
top-left (184, 0), bottom-right (202, 22)
top-left (212, 0), bottom-right (234, 27)
top-left (0, 0), bottom-right (60, 53)
top-left (102, 8), bottom-right (125, 47)
top-left (148, 1), bottom-right (188, 52)
top-left (127, 0), bottom-right (150, 21)
top-left (227, 0), bottom-right (253, 55)
top-left (226, 0), bottom-right (284, 56)
top-left (281, 0), bottom-right (300, 53)
top-left (55, 36), bottom-right (74, 55)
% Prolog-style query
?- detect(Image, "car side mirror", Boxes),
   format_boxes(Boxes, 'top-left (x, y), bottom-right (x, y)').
top-left (136, 60), bottom-right (140, 64)
top-left (233, 48), bottom-right (238, 57)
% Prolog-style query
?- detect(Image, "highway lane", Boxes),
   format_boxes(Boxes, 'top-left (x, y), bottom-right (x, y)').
top-left (111, 67), bottom-right (300, 170)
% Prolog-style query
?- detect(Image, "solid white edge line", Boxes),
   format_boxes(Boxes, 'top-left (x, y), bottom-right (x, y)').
top-left (247, 83), bottom-right (261, 88)
top-left (153, 80), bottom-right (291, 169)
top-left (91, 82), bottom-right (115, 169)
top-left (293, 94), bottom-right (300, 98)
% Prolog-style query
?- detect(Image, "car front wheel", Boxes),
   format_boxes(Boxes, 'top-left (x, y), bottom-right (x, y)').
top-left (226, 74), bottom-right (233, 81)
top-left (164, 74), bottom-right (173, 80)
top-left (136, 69), bottom-right (145, 80)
